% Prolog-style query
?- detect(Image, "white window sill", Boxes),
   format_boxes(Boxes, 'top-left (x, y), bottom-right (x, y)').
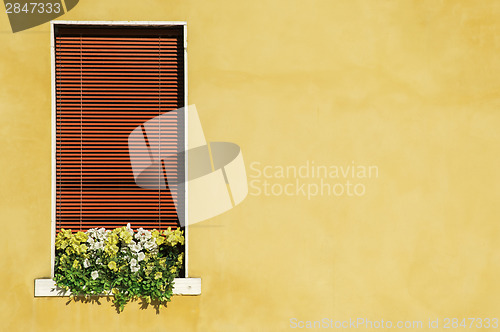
top-left (34, 278), bottom-right (201, 296)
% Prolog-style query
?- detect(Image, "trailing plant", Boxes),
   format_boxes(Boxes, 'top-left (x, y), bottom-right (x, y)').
top-left (54, 224), bottom-right (184, 312)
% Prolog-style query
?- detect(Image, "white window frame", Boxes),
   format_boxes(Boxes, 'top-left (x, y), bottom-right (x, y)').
top-left (35, 20), bottom-right (200, 297)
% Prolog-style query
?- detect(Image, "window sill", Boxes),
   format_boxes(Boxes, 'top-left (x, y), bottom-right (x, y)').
top-left (34, 278), bottom-right (201, 296)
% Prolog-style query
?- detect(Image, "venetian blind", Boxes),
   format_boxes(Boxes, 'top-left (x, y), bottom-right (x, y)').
top-left (54, 25), bottom-right (185, 232)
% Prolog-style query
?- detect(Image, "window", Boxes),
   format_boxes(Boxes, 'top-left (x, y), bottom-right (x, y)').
top-left (53, 22), bottom-right (185, 232)
top-left (35, 21), bottom-right (199, 296)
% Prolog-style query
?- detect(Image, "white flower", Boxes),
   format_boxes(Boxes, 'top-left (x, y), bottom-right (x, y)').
top-left (98, 228), bottom-right (107, 239)
top-left (90, 241), bottom-right (104, 251)
top-left (130, 258), bottom-right (140, 273)
top-left (137, 252), bottom-right (145, 261)
top-left (83, 258), bottom-right (90, 268)
top-left (96, 258), bottom-right (101, 265)
top-left (91, 271), bottom-right (99, 280)
top-left (143, 239), bottom-right (157, 251)
top-left (129, 243), bottom-right (141, 253)
top-left (135, 228), bottom-right (152, 241)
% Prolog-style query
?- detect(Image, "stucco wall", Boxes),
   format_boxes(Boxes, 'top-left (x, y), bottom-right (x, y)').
top-left (1, 0), bottom-right (500, 331)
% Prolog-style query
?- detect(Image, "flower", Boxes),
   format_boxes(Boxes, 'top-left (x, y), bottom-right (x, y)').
top-left (77, 244), bottom-right (88, 254)
top-left (107, 233), bottom-right (119, 245)
top-left (54, 224), bottom-right (184, 311)
top-left (145, 263), bottom-right (154, 276)
top-left (104, 244), bottom-right (119, 257)
top-left (118, 226), bottom-right (133, 244)
top-left (129, 241), bottom-right (141, 253)
top-left (143, 239), bottom-right (157, 251)
top-left (129, 258), bottom-right (140, 273)
top-left (135, 228), bottom-right (152, 241)
top-left (75, 231), bottom-right (88, 242)
top-left (164, 227), bottom-right (185, 246)
top-left (108, 261), bottom-right (118, 271)
top-left (91, 241), bottom-right (104, 251)
top-left (155, 236), bottom-right (165, 245)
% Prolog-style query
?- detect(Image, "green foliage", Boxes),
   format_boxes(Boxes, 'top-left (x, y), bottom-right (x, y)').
top-left (54, 225), bottom-right (184, 312)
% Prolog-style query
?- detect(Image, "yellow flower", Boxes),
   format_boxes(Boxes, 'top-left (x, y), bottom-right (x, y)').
top-left (145, 263), bottom-right (154, 276)
top-left (162, 227), bottom-right (173, 238)
top-left (164, 228), bottom-right (185, 246)
top-left (112, 288), bottom-right (119, 295)
top-left (155, 236), bottom-right (164, 245)
top-left (177, 252), bottom-right (184, 263)
top-left (151, 230), bottom-right (160, 238)
top-left (108, 261), bottom-right (118, 271)
top-left (107, 233), bottom-right (119, 245)
top-left (60, 229), bottom-right (73, 239)
top-left (77, 244), bottom-right (88, 254)
top-left (166, 233), bottom-right (176, 246)
top-left (104, 244), bottom-right (119, 257)
top-left (59, 255), bottom-right (69, 267)
top-left (72, 259), bottom-right (80, 269)
top-left (55, 237), bottom-right (68, 250)
top-left (70, 236), bottom-right (80, 247)
top-left (174, 229), bottom-right (185, 245)
top-left (169, 266), bottom-right (177, 274)
top-left (120, 231), bottom-right (132, 244)
top-left (154, 272), bottom-right (162, 280)
top-left (75, 231), bottom-right (87, 242)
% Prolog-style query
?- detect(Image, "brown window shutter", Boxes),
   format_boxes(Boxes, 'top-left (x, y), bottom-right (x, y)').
top-left (54, 25), bottom-right (185, 232)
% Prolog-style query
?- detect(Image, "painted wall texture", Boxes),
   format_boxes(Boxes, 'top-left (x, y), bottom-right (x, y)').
top-left (1, 0), bottom-right (500, 331)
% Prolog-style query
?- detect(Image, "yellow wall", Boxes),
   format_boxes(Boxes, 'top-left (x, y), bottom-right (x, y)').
top-left (1, 0), bottom-right (500, 331)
